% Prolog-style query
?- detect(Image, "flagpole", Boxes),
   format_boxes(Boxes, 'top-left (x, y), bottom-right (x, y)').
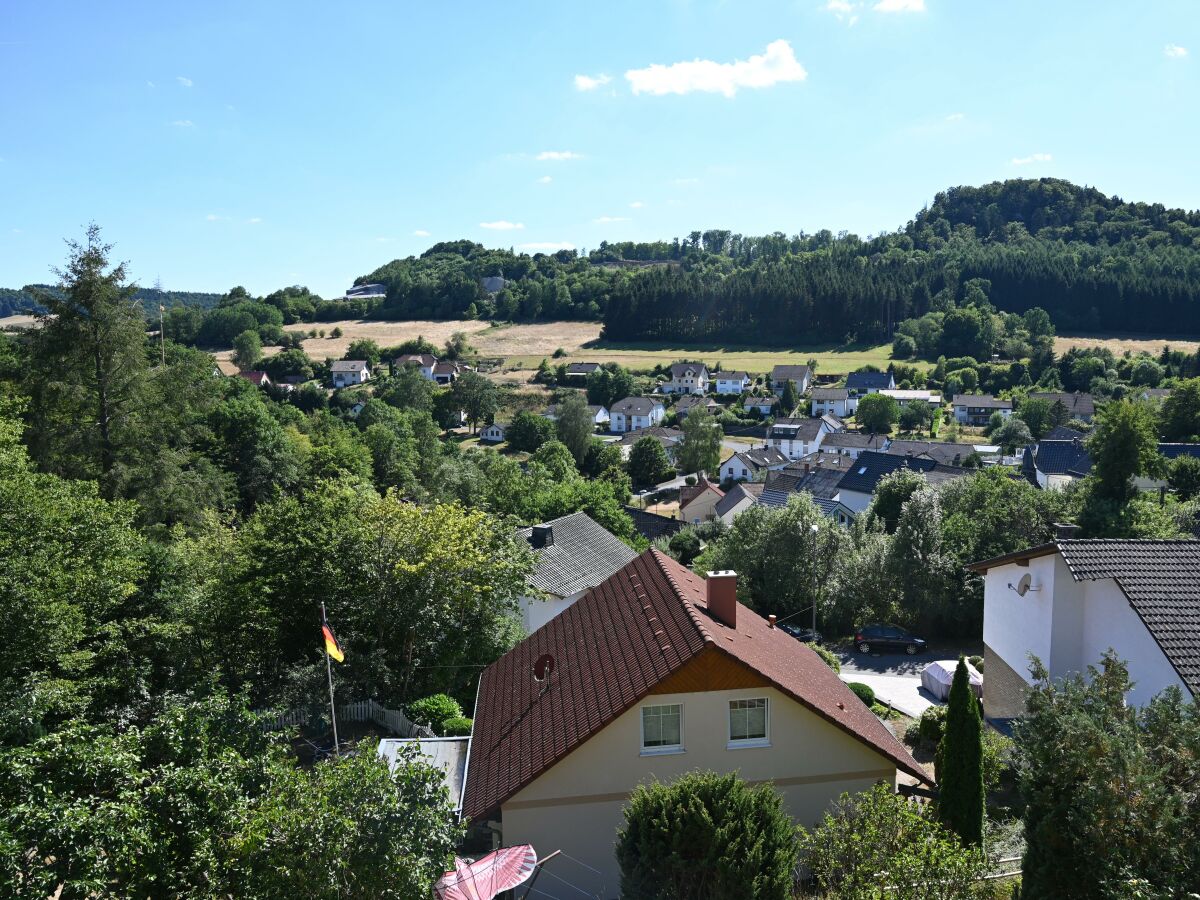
top-left (322, 601), bottom-right (340, 756)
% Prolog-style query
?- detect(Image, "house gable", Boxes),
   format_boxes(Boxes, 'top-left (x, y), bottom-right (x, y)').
top-left (649, 644), bottom-right (770, 695)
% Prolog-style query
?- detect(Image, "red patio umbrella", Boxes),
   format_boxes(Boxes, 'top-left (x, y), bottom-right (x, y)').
top-left (434, 844), bottom-right (538, 900)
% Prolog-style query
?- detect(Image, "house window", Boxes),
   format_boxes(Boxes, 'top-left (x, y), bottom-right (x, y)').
top-left (641, 703), bottom-right (683, 754)
top-left (728, 698), bottom-right (769, 747)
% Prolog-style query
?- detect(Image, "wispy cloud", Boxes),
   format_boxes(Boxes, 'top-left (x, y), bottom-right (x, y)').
top-left (625, 39), bottom-right (807, 97)
top-left (826, 0), bottom-right (861, 25)
top-left (1011, 152), bottom-right (1053, 166)
top-left (574, 73), bottom-right (611, 91)
top-left (520, 241), bottom-right (576, 252)
top-left (172, 119), bottom-right (194, 128)
top-left (537, 175), bottom-right (553, 184)
top-left (246, 217), bottom-right (262, 224)
top-left (146, 80), bottom-right (156, 88)
top-left (205, 213), bottom-right (224, 221)
top-left (1165, 43), bottom-right (1189, 59)
top-left (413, 229), bottom-right (431, 237)
top-left (629, 200), bottom-right (645, 209)
top-left (536, 150), bottom-right (582, 161)
top-left (176, 75), bottom-right (193, 87)
top-left (945, 112), bottom-right (965, 122)
top-left (594, 215), bottom-right (629, 224)
top-left (874, 0), bottom-right (924, 11)
top-left (480, 220), bottom-right (524, 230)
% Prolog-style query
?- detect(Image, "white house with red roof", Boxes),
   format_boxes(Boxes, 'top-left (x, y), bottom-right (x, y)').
top-left (460, 550), bottom-right (928, 898)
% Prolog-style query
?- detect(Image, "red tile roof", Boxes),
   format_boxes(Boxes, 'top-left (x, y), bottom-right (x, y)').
top-left (461, 549), bottom-right (926, 821)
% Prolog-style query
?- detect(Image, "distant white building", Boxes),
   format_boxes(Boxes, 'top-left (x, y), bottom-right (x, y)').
top-left (610, 397), bottom-right (666, 433)
top-left (811, 387), bottom-right (850, 418)
top-left (393, 353), bottom-right (438, 380)
top-left (331, 360), bottom-right (371, 388)
top-left (714, 371), bottom-right (752, 395)
top-left (662, 363), bottom-right (710, 395)
top-left (481, 422), bottom-right (508, 443)
top-left (879, 389), bottom-right (942, 408)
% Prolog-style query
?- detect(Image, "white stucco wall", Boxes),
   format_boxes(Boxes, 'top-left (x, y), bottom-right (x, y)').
top-left (500, 685), bottom-right (897, 899)
top-left (519, 591), bottom-right (584, 633)
top-left (982, 555), bottom-right (1059, 687)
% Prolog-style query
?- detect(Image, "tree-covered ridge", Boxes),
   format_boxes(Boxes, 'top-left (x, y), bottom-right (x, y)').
top-left (0, 283), bottom-right (226, 318)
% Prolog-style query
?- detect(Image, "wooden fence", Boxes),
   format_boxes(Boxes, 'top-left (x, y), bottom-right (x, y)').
top-left (257, 698), bottom-right (435, 739)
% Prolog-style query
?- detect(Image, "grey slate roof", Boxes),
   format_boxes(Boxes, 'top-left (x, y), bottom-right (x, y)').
top-left (951, 394), bottom-right (1012, 409)
top-left (716, 371), bottom-right (750, 382)
top-left (812, 387), bottom-right (849, 400)
top-left (566, 362), bottom-right (601, 375)
top-left (612, 397), bottom-right (663, 417)
top-left (1043, 425), bottom-right (1087, 441)
top-left (886, 440), bottom-right (978, 467)
top-left (846, 371), bottom-right (893, 391)
top-left (769, 417), bottom-right (826, 441)
top-left (619, 426), bottom-right (682, 447)
top-left (669, 363), bottom-right (709, 378)
top-left (734, 446), bottom-right (790, 470)
top-left (821, 432), bottom-right (888, 452)
top-left (1029, 392), bottom-right (1096, 418)
top-left (837, 450), bottom-right (968, 495)
top-left (1033, 439), bottom-right (1092, 476)
top-left (771, 364), bottom-right (811, 382)
top-left (515, 511), bottom-right (638, 599)
top-left (1158, 444), bottom-right (1200, 461)
top-left (623, 506), bottom-right (684, 541)
top-left (331, 360), bottom-right (368, 372)
top-left (715, 482), bottom-right (765, 518)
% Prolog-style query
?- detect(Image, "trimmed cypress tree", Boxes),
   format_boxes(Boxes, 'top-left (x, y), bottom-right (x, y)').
top-left (936, 657), bottom-right (985, 845)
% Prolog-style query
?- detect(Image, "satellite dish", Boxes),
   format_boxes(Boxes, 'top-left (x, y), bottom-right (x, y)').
top-left (1015, 573), bottom-right (1033, 597)
top-left (533, 653), bottom-right (555, 682)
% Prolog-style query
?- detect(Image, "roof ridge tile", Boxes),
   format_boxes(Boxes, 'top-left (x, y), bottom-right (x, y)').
top-left (648, 548), bottom-right (714, 644)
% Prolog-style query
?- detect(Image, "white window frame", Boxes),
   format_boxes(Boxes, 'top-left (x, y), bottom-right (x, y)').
top-left (727, 697), bottom-right (770, 750)
top-left (640, 702), bottom-right (684, 756)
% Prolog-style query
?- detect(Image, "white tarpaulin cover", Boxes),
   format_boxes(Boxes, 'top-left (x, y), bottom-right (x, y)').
top-left (921, 659), bottom-right (983, 701)
top-left (435, 845), bottom-right (538, 900)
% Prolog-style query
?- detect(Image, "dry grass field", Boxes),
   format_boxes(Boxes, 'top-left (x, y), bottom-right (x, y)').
top-left (1054, 333), bottom-right (1200, 356)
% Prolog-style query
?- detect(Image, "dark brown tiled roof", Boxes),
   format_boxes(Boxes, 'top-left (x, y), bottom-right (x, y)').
top-left (462, 550), bottom-right (927, 821)
top-left (968, 539), bottom-right (1200, 696)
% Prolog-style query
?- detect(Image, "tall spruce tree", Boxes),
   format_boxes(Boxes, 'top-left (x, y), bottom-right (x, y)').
top-left (936, 657), bottom-right (985, 845)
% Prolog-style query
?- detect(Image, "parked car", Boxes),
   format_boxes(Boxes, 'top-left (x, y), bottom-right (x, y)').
top-left (854, 625), bottom-right (927, 655)
top-left (777, 623), bottom-right (823, 645)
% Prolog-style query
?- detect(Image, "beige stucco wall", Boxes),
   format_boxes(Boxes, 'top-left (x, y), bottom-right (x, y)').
top-left (501, 685), bottom-right (897, 899)
top-left (681, 488), bottom-right (723, 523)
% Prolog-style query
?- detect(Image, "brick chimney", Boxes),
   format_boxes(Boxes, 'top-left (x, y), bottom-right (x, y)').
top-left (706, 570), bottom-right (738, 628)
top-left (530, 524), bottom-right (554, 549)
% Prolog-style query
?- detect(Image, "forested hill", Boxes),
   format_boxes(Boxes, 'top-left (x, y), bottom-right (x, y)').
top-left (355, 179), bottom-right (1200, 342)
top-left (0, 285), bottom-right (224, 319)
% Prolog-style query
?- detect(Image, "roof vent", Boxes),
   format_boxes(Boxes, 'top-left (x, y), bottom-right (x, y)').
top-left (705, 571), bottom-right (738, 629)
top-left (530, 524), bottom-right (554, 549)
top-left (1054, 522), bottom-right (1081, 540)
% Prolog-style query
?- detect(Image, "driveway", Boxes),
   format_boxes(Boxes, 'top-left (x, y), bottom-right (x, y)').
top-left (835, 641), bottom-right (983, 718)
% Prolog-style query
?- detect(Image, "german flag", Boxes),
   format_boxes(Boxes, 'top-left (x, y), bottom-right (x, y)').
top-left (322, 618), bottom-right (345, 663)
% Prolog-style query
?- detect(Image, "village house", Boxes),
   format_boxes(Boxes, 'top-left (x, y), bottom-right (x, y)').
top-left (810, 387), bottom-right (850, 418)
top-left (879, 388), bottom-right (942, 408)
top-left (238, 370), bottom-right (271, 387)
top-left (393, 353), bottom-right (438, 380)
top-left (480, 421), bottom-right (508, 444)
top-left (1024, 437), bottom-right (1092, 490)
top-left (770, 364), bottom-right (812, 397)
top-left (968, 537), bottom-right (1199, 722)
top-left (661, 362), bottom-right (710, 395)
top-left (845, 370), bottom-right (895, 400)
top-left (835, 450), bottom-right (968, 513)
top-left (743, 396), bottom-right (780, 417)
top-left (330, 360), bottom-right (370, 388)
top-left (432, 361), bottom-right (469, 385)
top-left (1027, 391), bottom-right (1097, 423)
top-left (820, 431), bottom-right (889, 459)
top-left (714, 371), bottom-right (752, 395)
top-left (886, 440), bottom-right (983, 467)
top-left (565, 361), bottom-right (601, 380)
top-left (610, 397), bottom-right (666, 434)
top-left (951, 394), bottom-right (1013, 427)
top-left (715, 481), bottom-right (765, 525)
top-left (617, 426), bottom-right (683, 462)
top-left (721, 446), bottom-right (790, 483)
top-left (767, 417), bottom-right (839, 460)
top-left (542, 403), bottom-right (610, 428)
top-left (623, 506), bottom-right (685, 542)
top-left (461, 551), bottom-right (927, 898)
top-left (514, 512), bottom-right (638, 633)
top-left (679, 476), bottom-right (725, 524)
top-left (674, 395), bottom-right (722, 418)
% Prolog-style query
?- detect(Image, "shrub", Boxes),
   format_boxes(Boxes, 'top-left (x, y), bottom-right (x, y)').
top-left (847, 682), bottom-right (875, 706)
top-left (806, 642), bottom-right (841, 674)
top-left (406, 694), bottom-right (462, 730)
top-left (617, 771), bottom-right (798, 900)
top-left (968, 655), bottom-right (984, 673)
top-left (440, 716), bottom-right (472, 737)
top-left (668, 529), bottom-right (703, 564)
top-left (684, 474), bottom-right (697, 486)
top-left (552, 347), bottom-right (566, 358)
top-left (919, 705), bottom-right (947, 747)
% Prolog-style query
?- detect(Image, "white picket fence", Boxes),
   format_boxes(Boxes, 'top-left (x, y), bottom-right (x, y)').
top-left (257, 698), bottom-right (435, 738)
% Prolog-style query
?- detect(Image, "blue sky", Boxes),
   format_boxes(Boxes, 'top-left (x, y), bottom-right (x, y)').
top-left (2, 1), bottom-right (1197, 299)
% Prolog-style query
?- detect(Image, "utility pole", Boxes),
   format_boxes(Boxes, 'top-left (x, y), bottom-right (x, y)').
top-left (158, 304), bottom-right (166, 366)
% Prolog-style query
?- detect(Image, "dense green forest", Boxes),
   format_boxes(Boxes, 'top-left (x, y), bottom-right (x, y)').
top-left (350, 179), bottom-right (1200, 343)
top-left (0, 283), bottom-right (225, 318)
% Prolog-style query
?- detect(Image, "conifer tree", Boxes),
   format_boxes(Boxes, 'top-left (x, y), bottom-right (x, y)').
top-left (936, 657), bottom-right (985, 845)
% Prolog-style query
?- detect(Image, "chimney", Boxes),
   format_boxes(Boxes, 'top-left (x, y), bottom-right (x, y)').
top-left (706, 570), bottom-right (738, 628)
top-left (1053, 522), bottom-right (1081, 540)
top-left (804, 463), bottom-right (810, 474)
top-left (768, 614), bottom-right (777, 628)
top-left (530, 524), bottom-right (554, 549)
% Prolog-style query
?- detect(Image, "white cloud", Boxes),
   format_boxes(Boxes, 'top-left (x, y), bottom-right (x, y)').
top-left (146, 80), bottom-right (156, 88)
top-left (625, 39), bottom-right (807, 97)
top-left (205, 214), bottom-right (223, 221)
top-left (945, 112), bottom-right (965, 122)
top-left (574, 73), bottom-right (611, 91)
top-left (172, 119), bottom-right (194, 128)
top-left (480, 220), bottom-right (524, 230)
top-left (873, 0), bottom-right (924, 11)
top-left (519, 241), bottom-right (576, 253)
top-left (1011, 152), bottom-right (1053, 166)
top-left (594, 215), bottom-right (629, 224)
top-left (629, 200), bottom-right (645, 208)
top-left (826, 0), bottom-right (861, 25)
top-left (176, 75), bottom-right (193, 87)
top-left (536, 150), bottom-right (582, 161)
top-left (413, 229), bottom-right (431, 237)
top-left (1165, 43), bottom-right (1188, 59)
top-left (537, 175), bottom-right (553, 184)
top-left (246, 217), bottom-right (262, 224)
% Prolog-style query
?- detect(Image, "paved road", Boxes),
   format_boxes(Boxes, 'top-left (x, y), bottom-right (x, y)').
top-left (834, 642), bottom-right (983, 718)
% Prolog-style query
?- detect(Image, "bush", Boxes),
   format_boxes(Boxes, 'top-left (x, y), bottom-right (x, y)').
top-left (440, 716), bottom-right (472, 737)
top-left (684, 474), bottom-right (697, 486)
top-left (892, 333), bottom-right (917, 359)
top-left (406, 694), bottom-right (462, 730)
top-left (617, 771), bottom-right (798, 900)
top-left (919, 705), bottom-right (947, 747)
top-left (552, 347), bottom-right (566, 358)
top-left (668, 529), bottom-right (703, 564)
top-left (968, 655), bottom-right (984, 673)
top-left (806, 642), bottom-right (841, 674)
top-left (847, 682), bottom-right (875, 706)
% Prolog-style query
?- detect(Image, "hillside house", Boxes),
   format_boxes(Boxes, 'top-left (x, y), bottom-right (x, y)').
top-left (845, 371), bottom-right (895, 400)
top-left (330, 360), bottom-right (370, 388)
top-left (836, 450), bottom-right (968, 513)
top-left (432, 361), bottom-right (469, 385)
top-left (715, 481), bottom-right (765, 525)
top-left (480, 422), bottom-right (508, 443)
top-left (879, 388), bottom-right (942, 408)
top-left (674, 395), bottom-right (722, 418)
top-left (662, 363), bottom-right (710, 395)
top-left (952, 394), bottom-right (1013, 427)
top-left (811, 387), bottom-right (850, 418)
top-left (771, 364), bottom-right (811, 397)
top-left (715, 371), bottom-right (752, 395)
top-left (565, 362), bottom-right (601, 379)
top-left (610, 397), bottom-right (666, 433)
top-left (461, 552), bottom-right (927, 898)
top-left (393, 353), bottom-right (437, 380)
top-left (618, 426), bottom-right (683, 462)
top-left (344, 282), bottom-right (387, 299)
top-left (820, 432), bottom-right (888, 459)
top-left (768, 417), bottom-right (839, 460)
top-left (743, 396), bottom-right (780, 417)
top-left (721, 446), bottom-right (790, 483)
top-left (1027, 391), bottom-right (1096, 423)
top-left (515, 512), bottom-right (638, 633)
top-left (238, 370), bottom-right (271, 387)
top-left (679, 476), bottom-right (725, 523)
top-left (969, 538), bottom-right (1199, 722)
